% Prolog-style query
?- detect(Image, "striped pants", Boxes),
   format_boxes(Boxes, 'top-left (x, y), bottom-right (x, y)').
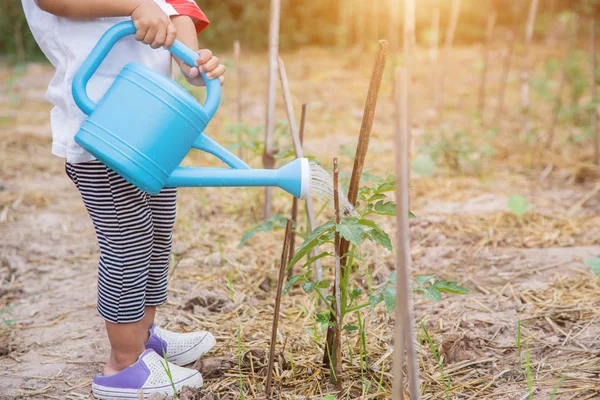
top-left (66, 160), bottom-right (177, 324)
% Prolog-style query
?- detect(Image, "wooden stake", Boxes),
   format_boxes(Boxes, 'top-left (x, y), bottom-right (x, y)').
top-left (546, 17), bottom-right (578, 149)
top-left (288, 104), bottom-right (307, 277)
top-left (346, 41), bottom-right (388, 207)
top-left (389, 0), bottom-right (401, 71)
top-left (277, 58), bottom-right (323, 281)
top-left (479, 12), bottom-right (497, 117)
top-left (521, 0), bottom-right (540, 138)
top-left (403, 0), bottom-right (415, 154)
top-left (325, 40), bottom-right (388, 366)
top-left (591, 14), bottom-right (599, 165)
top-left (265, 219), bottom-right (293, 398)
top-left (392, 66), bottom-right (421, 400)
top-left (234, 40), bottom-right (243, 159)
top-left (332, 157), bottom-right (343, 392)
top-left (431, 8), bottom-right (441, 113)
top-left (494, 28), bottom-right (517, 125)
top-left (263, 0), bottom-right (281, 220)
top-left (439, 0), bottom-right (462, 116)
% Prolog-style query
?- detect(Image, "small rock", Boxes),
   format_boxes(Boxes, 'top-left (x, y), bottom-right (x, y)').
top-left (179, 386), bottom-right (200, 400)
top-left (258, 276), bottom-right (272, 292)
top-left (147, 393), bottom-right (168, 400)
top-left (197, 358), bottom-right (225, 379)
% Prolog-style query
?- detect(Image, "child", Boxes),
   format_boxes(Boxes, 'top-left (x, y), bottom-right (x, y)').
top-left (21, 0), bottom-right (225, 398)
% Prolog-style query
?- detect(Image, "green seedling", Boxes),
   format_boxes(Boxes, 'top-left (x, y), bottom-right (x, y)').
top-left (159, 350), bottom-right (178, 399)
top-left (584, 258), bottom-right (600, 276)
top-left (550, 374), bottom-right (567, 400)
top-left (508, 195), bottom-right (530, 219)
top-left (421, 321), bottom-right (451, 399)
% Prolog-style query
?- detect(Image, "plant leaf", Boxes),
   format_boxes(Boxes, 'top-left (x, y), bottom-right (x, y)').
top-left (369, 294), bottom-right (383, 308)
top-left (282, 275), bottom-right (305, 296)
top-left (415, 274), bottom-right (436, 286)
top-left (298, 252), bottom-right (333, 270)
top-left (336, 219), bottom-right (365, 246)
top-left (343, 324), bottom-right (359, 332)
top-left (350, 288), bottom-right (363, 300)
top-left (315, 280), bottom-right (331, 289)
top-left (373, 200), bottom-right (397, 216)
top-left (433, 280), bottom-right (470, 294)
top-left (366, 227), bottom-right (392, 250)
top-left (412, 154), bottom-right (437, 177)
top-left (410, 211), bottom-right (417, 219)
top-left (508, 195), bottom-right (530, 218)
top-left (368, 193), bottom-right (387, 202)
top-left (302, 282), bottom-right (314, 294)
top-left (316, 312), bottom-right (330, 326)
top-left (288, 221), bottom-right (335, 268)
top-left (585, 258), bottom-right (600, 276)
top-left (382, 287), bottom-right (396, 312)
top-left (422, 286), bottom-right (442, 302)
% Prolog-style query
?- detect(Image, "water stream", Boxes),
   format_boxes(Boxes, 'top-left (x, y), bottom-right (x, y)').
top-left (309, 162), bottom-right (358, 216)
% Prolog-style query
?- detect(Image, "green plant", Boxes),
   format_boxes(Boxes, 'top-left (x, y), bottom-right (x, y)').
top-left (585, 258), bottom-right (600, 275)
top-left (508, 195), bottom-right (530, 219)
top-left (550, 374), bottom-right (567, 400)
top-left (238, 214), bottom-right (289, 247)
top-left (421, 321), bottom-right (451, 399)
top-left (282, 174), bottom-right (468, 385)
top-left (159, 351), bottom-right (178, 399)
top-left (417, 128), bottom-right (496, 176)
top-left (412, 275), bottom-right (470, 302)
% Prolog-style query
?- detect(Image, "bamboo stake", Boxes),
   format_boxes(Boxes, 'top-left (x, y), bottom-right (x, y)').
top-left (373, 0), bottom-right (380, 43)
top-left (479, 12), bottom-right (497, 117)
top-left (324, 40), bottom-right (388, 366)
top-left (404, 0), bottom-right (415, 161)
top-left (332, 157), bottom-right (343, 392)
top-left (346, 41), bottom-right (388, 208)
top-left (234, 40), bottom-right (243, 159)
top-left (392, 66), bottom-right (421, 400)
top-left (494, 27), bottom-right (518, 125)
top-left (591, 15), bottom-right (599, 165)
top-left (287, 104), bottom-right (307, 277)
top-left (546, 18), bottom-right (578, 149)
top-left (431, 8), bottom-right (441, 113)
top-left (439, 0), bottom-right (462, 116)
top-left (263, 0), bottom-right (281, 220)
top-left (277, 58), bottom-right (323, 282)
top-left (389, 0), bottom-right (400, 71)
top-left (265, 219), bottom-right (293, 398)
top-left (521, 0), bottom-right (540, 138)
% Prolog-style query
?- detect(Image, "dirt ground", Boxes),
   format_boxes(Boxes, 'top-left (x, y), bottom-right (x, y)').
top-left (1, 40), bottom-right (600, 399)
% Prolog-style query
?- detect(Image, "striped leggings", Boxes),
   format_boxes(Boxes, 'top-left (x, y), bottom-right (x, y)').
top-left (66, 160), bottom-right (177, 324)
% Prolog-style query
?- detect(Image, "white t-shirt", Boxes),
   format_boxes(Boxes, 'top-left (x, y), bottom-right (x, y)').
top-left (21, 0), bottom-right (208, 163)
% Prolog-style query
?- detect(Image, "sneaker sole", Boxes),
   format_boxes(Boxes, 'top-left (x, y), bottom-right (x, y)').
top-left (92, 371), bottom-right (203, 400)
top-left (168, 332), bottom-right (216, 366)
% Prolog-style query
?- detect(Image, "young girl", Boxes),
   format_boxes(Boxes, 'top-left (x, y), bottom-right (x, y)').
top-left (21, 1), bottom-right (225, 398)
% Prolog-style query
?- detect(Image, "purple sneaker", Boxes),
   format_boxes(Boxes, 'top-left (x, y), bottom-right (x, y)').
top-left (92, 349), bottom-right (203, 400)
top-left (145, 324), bottom-right (216, 366)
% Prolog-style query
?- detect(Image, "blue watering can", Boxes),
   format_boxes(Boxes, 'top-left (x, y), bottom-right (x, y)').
top-left (72, 21), bottom-right (309, 199)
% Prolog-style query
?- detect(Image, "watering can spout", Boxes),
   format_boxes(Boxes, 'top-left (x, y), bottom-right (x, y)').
top-left (165, 158), bottom-right (311, 200)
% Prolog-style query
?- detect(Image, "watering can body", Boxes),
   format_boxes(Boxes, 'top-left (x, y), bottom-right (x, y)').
top-left (72, 21), bottom-right (309, 199)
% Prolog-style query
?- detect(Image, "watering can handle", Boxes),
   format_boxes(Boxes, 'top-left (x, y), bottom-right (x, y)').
top-left (72, 20), bottom-right (221, 119)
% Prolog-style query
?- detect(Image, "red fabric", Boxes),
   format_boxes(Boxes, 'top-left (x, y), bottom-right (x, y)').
top-left (166, 0), bottom-right (210, 33)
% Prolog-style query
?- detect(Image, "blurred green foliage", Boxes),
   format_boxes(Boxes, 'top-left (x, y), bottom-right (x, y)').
top-left (0, 0), bottom-right (599, 62)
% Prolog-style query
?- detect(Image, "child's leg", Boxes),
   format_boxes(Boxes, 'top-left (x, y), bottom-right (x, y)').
top-left (66, 161), bottom-right (155, 375)
top-left (144, 187), bottom-right (177, 331)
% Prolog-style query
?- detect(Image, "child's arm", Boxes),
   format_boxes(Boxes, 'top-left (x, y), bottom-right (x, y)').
top-left (171, 15), bottom-right (225, 85)
top-left (37, 0), bottom-right (177, 49)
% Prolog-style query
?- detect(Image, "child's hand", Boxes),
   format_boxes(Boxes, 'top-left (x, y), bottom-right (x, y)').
top-left (179, 50), bottom-right (226, 86)
top-left (131, 0), bottom-right (177, 49)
